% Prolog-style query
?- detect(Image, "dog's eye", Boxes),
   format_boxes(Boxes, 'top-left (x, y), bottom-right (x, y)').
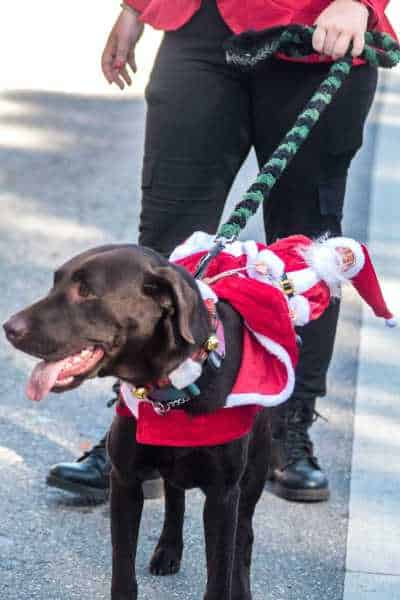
top-left (78, 281), bottom-right (94, 299)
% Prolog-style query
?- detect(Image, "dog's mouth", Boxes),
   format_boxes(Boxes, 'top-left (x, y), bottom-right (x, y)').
top-left (26, 345), bottom-right (106, 402)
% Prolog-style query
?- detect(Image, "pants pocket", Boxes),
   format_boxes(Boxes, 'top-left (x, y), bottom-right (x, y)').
top-left (142, 157), bottom-right (223, 200)
top-left (325, 65), bottom-right (378, 160)
top-left (318, 176), bottom-right (347, 237)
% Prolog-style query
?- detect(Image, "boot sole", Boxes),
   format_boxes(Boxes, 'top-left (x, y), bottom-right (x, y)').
top-left (46, 474), bottom-right (109, 503)
top-left (46, 474), bottom-right (164, 501)
top-left (270, 481), bottom-right (330, 503)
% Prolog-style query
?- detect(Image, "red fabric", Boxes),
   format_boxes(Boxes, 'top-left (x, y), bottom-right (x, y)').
top-left (213, 276), bottom-right (298, 364)
top-left (116, 401), bottom-right (134, 418)
top-left (177, 234), bottom-right (331, 342)
top-left (352, 245), bottom-right (394, 320)
top-left (305, 283), bottom-right (332, 321)
top-left (125, 0), bottom-right (397, 49)
top-left (267, 235), bottom-right (331, 320)
top-left (177, 249), bottom-right (298, 367)
top-left (360, 0), bottom-right (396, 36)
top-left (268, 234), bottom-right (313, 271)
top-left (117, 399), bottom-right (262, 447)
top-left (231, 327), bottom-right (289, 396)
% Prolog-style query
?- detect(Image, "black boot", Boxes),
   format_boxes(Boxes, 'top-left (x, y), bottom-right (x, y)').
top-left (47, 436), bottom-right (163, 502)
top-left (46, 385), bottom-right (163, 502)
top-left (47, 435), bottom-right (111, 502)
top-left (270, 398), bottom-right (329, 502)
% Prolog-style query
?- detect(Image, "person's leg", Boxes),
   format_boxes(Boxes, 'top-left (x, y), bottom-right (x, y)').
top-left (252, 58), bottom-right (378, 501)
top-left (138, 3), bottom-right (251, 255)
top-left (47, 0), bottom-right (251, 500)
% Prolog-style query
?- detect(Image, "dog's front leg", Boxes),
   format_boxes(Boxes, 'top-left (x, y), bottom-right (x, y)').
top-left (110, 471), bottom-right (144, 600)
top-left (203, 484), bottom-right (240, 600)
top-left (150, 480), bottom-right (185, 575)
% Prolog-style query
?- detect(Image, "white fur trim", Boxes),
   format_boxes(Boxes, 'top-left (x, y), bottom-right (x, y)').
top-left (225, 326), bottom-right (295, 408)
top-left (247, 248), bottom-right (285, 283)
top-left (300, 240), bottom-right (343, 297)
top-left (195, 279), bottom-right (218, 302)
top-left (169, 231), bottom-right (214, 262)
top-left (325, 237), bottom-right (365, 279)
top-left (287, 268), bottom-right (320, 294)
top-left (386, 318), bottom-right (397, 328)
top-left (289, 295), bottom-right (311, 326)
top-left (170, 231), bottom-right (260, 264)
top-left (222, 239), bottom-right (250, 258)
top-left (120, 383), bottom-right (141, 418)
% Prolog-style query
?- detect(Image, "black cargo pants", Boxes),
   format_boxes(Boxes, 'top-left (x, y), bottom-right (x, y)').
top-left (138, 0), bottom-right (377, 403)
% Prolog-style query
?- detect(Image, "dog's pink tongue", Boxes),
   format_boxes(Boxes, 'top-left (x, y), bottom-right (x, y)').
top-left (26, 359), bottom-right (68, 402)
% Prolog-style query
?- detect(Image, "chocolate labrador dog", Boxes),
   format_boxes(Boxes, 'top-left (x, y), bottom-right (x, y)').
top-left (4, 244), bottom-right (272, 600)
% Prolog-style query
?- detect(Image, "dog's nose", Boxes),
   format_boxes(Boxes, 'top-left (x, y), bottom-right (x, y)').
top-left (3, 315), bottom-right (29, 343)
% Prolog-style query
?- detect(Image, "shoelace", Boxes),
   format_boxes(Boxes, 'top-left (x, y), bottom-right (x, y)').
top-left (77, 439), bottom-right (107, 463)
top-left (285, 424), bottom-right (317, 466)
top-left (283, 408), bottom-right (327, 468)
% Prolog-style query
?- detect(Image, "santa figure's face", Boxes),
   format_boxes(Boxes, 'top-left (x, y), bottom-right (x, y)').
top-left (336, 246), bottom-right (356, 272)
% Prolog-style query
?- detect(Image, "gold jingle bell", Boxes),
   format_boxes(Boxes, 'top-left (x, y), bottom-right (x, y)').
top-left (205, 335), bottom-right (219, 352)
top-left (280, 277), bottom-right (295, 296)
top-left (134, 387), bottom-right (148, 400)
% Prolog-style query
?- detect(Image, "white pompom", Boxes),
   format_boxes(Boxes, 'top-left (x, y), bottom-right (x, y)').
top-left (385, 318), bottom-right (397, 328)
top-left (289, 295), bottom-right (311, 326)
top-left (300, 239), bottom-right (342, 297)
top-left (247, 249), bottom-right (285, 282)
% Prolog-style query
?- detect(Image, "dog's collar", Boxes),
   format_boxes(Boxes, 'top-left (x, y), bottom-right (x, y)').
top-left (119, 299), bottom-right (225, 416)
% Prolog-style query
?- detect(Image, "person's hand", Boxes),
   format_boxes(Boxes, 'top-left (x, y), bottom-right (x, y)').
top-left (102, 8), bottom-right (144, 90)
top-left (313, 0), bottom-right (369, 59)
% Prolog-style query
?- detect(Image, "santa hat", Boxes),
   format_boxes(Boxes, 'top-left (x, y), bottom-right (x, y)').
top-left (305, 237), bottom-right (396, 328)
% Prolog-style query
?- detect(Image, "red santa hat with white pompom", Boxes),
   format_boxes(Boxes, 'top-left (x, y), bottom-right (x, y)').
top-left (289, 235), bottom-right (396, 328)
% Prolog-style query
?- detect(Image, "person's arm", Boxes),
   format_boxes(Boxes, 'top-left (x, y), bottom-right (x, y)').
top-left (312, 0), bottom-right (370, 59)
top-left (101, 5), bottom-right (145, 90)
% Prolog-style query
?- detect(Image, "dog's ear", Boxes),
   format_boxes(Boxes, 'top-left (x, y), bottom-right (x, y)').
top-left (144, 266), bottom-right (198, 344)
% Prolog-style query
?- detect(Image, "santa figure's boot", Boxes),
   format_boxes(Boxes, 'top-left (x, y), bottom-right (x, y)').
top-left (270, 397), bottom-right (329, 502)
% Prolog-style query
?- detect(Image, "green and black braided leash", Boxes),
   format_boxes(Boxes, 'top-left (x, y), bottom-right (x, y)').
top-left (194, 25), bottom-right (400, 278)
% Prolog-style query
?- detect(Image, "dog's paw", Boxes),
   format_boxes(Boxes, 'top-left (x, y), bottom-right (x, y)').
top-left (149, 544), bottom-right (182, 576)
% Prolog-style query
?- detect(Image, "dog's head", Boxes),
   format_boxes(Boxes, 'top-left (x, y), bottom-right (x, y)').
top-left (3, 244), bottom-right (209, 401)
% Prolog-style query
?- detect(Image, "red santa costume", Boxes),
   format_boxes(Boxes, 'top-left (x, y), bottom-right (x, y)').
top-left (117, 231), bottom-right (395, 447)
